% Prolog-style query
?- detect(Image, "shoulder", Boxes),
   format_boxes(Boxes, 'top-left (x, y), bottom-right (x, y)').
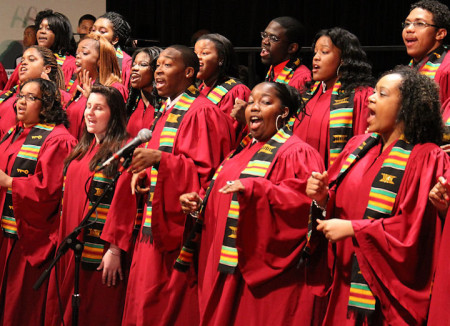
top-left (279, 134), bottom-right (320, 157)
top-left (410, 142), bottom-right (446, 160)
top-left (47, 125), bottom-right (77, 143)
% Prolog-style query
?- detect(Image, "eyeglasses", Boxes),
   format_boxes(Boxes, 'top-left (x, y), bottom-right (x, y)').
top-left (402, 21), bottom-right (439, 30)
top-left (16, 93), bottom-right (43, 102)
top-left (260, 32), bottom-right (281, 43)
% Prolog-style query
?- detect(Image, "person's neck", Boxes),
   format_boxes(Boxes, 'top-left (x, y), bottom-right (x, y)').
top-left (381, 126), bottom-right (404, 152)
top-left (140, 87), bottom-right (153, 107)
top-left (324, 76), bottom-right (339, 91)
top-left (413, 43), bottom-right (443, 63)
top-left (203, 74), bottom-right (219, 87)
top-left (94, 133), bottom-right (105, 144)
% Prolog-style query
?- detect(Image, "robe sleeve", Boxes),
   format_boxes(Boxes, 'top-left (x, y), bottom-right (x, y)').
top-left (61, 55), bottom-right (77, 89)
top-left (352, 86), bottom-right (372, 136)
top-left (289, 64), bottom-right (312, 93)
top-left (3, 65), bottom-right (19, 91)
top-left (350, 145), bottom-right (449, 324)
top-left (436, 54), bottom-right (450, 104)
top-left (101, 170), bottom-right (137, 252)
top-left (234, 139), bottom-right (325, 287)
top-left (12, 130), bottom-right (77, 266)
top-left (121, 53), bottom-right (132, 87)
top-left (152, 103), bottom-right (234, 251)
top-left (0, 63), bottom-right (8, 91)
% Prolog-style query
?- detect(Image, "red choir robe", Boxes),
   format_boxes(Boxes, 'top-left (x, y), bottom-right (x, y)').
top-left (197, 135), bottom-right (324, 326)
top-left (294, 85), bottom-right (372, 168)
top-left (45, 141), bottom-right (137, 326)
top-left (65, 81), bottom-right (129, 140)
top-left (415, 49), bottom-right (450, 105)
top-left (0, 124), bottom-right (76, 325)
top-left (121, 92), bottom-right (235, 326)
top-left (0, 63), bottom-right (7, 91)
top-left (126, 98), bottom-right (155, 137)
top-left (120, 51), bottom-right (132, 88)
top-left (4, 54), bottom-right (77, 91)
top-left (200, 82), bottom-right (250, 144)
top-left (268, 59), bottom-right (312, 92)
top-left (0, 92), bottom-right (18, 138)
top-left (312, 134), bottom-right (450, 325)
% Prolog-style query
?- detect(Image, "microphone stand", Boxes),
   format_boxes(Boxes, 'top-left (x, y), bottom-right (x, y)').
top-left (33, 156), bottom-right (133, 326)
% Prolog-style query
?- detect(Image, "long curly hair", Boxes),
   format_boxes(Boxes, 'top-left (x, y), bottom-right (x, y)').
top-left (34, 10), bottom-right (76, 56)
top-left (311, 27), bottom-right (374, 94)
top-left (19, 78), bottom-right (68, 127)
top-left (126, 47), bottom-right (162, 118)
top-left (196, 33), bottom-right (239, 82)
top-left (64, 85), bottom-right (128, 177)
top-left (382, 65), bottom-right (443, 145)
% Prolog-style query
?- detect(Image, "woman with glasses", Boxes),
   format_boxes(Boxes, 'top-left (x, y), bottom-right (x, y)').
top-left (126, 47), bottom-right (162, 137)
top-left (66, 33), bottom-right (129, 140)
top-left (402, 0), bottom-right (450, 104)
top-left (4, 10), bottom-right (77, 92)
top-left (0, 46), bottom-right (67, 137)
top-left (306, 66), bottom-right (449, 325)
top-left (45, 85), bottom-right (136, 326)
top-left (0, 78), bottom-right (76, 325)
top-left (294, 27), bottom-right (374, 169)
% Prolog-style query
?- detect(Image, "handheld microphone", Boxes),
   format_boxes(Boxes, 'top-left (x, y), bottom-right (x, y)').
top-left (98, 128), bottom-right (152, 170)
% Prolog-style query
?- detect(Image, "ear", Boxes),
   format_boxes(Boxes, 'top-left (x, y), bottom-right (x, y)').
top-left (185, 67), bottom-right (195, 79)
top-left (112, 36), bottom-right (119, 46)
top-left (287, 43), bottom-right (299, 55)
top-left (436, 28), bottom-right (447, 41)
top-left (43, 65), bottom-right (51, 75)
top-left (281, 106), bottom-right (289, 118)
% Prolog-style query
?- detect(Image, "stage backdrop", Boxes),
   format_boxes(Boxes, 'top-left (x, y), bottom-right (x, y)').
top-left (0, 0), bottom-right (106, 69)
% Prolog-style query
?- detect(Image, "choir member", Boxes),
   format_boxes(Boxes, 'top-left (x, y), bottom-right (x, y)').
top-left (4, 10), bottom-right (77, 91)
top-left (0, 46), bottom-right (66, 137)
top-left (306, 66), bottom-right (449, 325)
top-left (180, 81), bottom-right (324, 325)
top-left (92, 12), bottom-right (132, 87)
top-left (66, 33), bottom-right (128, 140)
top-left (295, 27), bottom-right (374, 168)
top-left (0, 78), bottom-right (76, 325)
top-left (194, 33), bottom-right (250, 136)
top-left (77, 14), bottom-right (96, 42)
top-left (126, 47), bottom-right (162, 137)
top-left (402, 0), bottom-right (450, 104)
top-left (121, 45), bottom-right (235, 326)
top-left (45, 85), bottom-right (136, 326)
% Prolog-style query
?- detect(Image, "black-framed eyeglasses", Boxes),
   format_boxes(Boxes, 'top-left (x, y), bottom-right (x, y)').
top-left (402, 21), bottom-right (440, 30)
top-left (16, 93), bottom-right (43, 102)
top-left (260, 31), bottom-right (281, 43)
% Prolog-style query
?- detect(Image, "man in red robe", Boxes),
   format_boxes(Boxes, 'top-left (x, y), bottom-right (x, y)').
top-left (402, 0), bottom-right (450, 104)
top-left (121, 45), bottom-right (235, 326)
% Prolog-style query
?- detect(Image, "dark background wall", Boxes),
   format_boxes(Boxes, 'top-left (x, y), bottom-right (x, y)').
top-left (107, 0), bottom-right (420, 85)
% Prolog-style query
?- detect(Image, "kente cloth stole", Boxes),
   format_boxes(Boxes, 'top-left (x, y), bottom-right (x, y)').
top-left (0, 124), bottom-right (55, 238)
top-left (141, 85), bottom-right (200, 241)
top-left (174, 133), bottom-right (253, 271)
top-left (300, 134), bottom-right (380, 265)
top-left (302, 81), bottom-right (355, 167)
top-left (265, 57), bottom-right (301, 84)
top-left (116, 47), bottom-right (124, 73)
top-left (410, 46), bottom-right (447, 80)
top-left (66, 73), bottom-right (76, 92)
top-left (347, 135), bottom-right (413, 318)
top-left (54, 53), bottom-right (67, 66)
top-left (80, 170), bottom-right (116, 270)
top-left (201, 78), bottom-right (242, 105)
top-left (218, 118), bottom-right (295, 273)
top-left (0, 85), bottom-right (18, 104)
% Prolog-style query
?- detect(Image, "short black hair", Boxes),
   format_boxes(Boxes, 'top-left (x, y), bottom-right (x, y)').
top-left (271, 16), bottom-right (305, 56)
top-left (382, 65), bottom-right (443, 145)
top-left (78, 14), bottom-right (96, 26)
top-left (168, 45), bottom-right (200, 82)
top-left (411, 0), bottom-right (450, 31)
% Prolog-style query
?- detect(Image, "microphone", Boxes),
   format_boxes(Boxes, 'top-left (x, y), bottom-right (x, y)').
top-left (98, 128), bottom-right (152, 170)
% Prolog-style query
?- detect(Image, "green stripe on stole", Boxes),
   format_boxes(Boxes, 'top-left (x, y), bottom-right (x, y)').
top-left (347, 135), bottom-right (413, 318)
top-left (141, 85), bottom-right (200, 241)
top-left (218, 118), bottom-right (294, 273)
top-left (204, 78), bottom-right (242, 105)
top-left (410, 45), bottom-right (447, 80)
top-left (265, 57), bottom-right (301, 84)
top-left (1, 123), bottom-right (55, 237)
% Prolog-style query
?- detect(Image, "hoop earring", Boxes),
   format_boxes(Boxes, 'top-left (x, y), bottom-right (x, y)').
top-left (336, 64), bottom-right (342, 77)
top-left (276, 114), bottom-right (282, 131)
